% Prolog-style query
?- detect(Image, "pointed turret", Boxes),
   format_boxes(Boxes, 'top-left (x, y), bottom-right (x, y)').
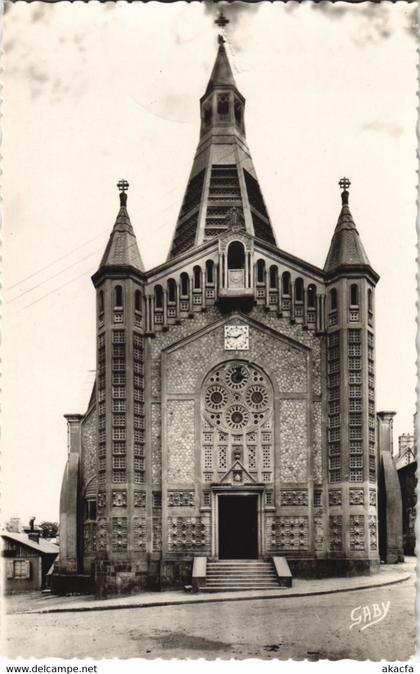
top-left (168, 35), bottom-right (276, 259)
top-left (99, 180), bottom-right (144, 272)
top-left (324, 178), bottom-right (371, 273)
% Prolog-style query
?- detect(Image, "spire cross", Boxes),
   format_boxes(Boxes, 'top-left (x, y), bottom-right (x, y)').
top-left (117, 179), bottom-right (129, 193)
top-left (339, 177), bottom-right (351, 192)
top-left (215, 9), bottom-right (229, 29)
top-left (339, 177), bottom-right (351, 205)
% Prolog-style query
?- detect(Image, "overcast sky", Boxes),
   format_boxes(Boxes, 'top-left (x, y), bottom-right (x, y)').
top-left (3, 1), bottom-right (417, 525)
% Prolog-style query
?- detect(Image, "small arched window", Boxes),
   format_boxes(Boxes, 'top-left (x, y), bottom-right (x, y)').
top-left (227, 241), bottom-right (245, 269)
top-left (217, 94), bottom-right (229, 116)
top-left (269, 265), bottom-right (278, 289)
top-left (330, 288), bottom-right (338, 312)
top-left (168, 279), bottom-right (177, 303)
top-left (134, 289), bottom-right (142, 313)
top-left (350, 284), bottom-right (359, 306)
top-left (98, 290), bottom-right (104, 315)
top-left (295, 278), bottom-right (304, 302)
top-left (193, 266), bottom-right (202, 290)
top-left (368, 288), bottom-right (373, 313)
top-left (154, 285), bottom-right (163, 309)
top-left (114, 285), bottom-right (123, 308)
top-left (206, 260), bottom-right (214, 285)
top-left (180, 272), bottom-right (189, 297)
top-left (256, 259), bottom-right (265, 284)
top-left (282, 271), bottom-right (290, 296)
top-left (307, 284), bottom-right (316, 308)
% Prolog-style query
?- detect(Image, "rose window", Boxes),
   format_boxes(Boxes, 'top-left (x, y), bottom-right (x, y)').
top-left (225, 405), bottom-right (249, 430)
top-left (202, 361), bottom-right (273, 483)
top-left (205, 385), bottom-right (228, 411)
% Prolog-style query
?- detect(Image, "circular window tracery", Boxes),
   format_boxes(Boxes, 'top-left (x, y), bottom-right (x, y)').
top-left (225, 405), bottom-right (249, 430)
top-left (203, 361), bottom-right (272, 433)
top-left (245, 385), bottom-right (269, 411)
top-left (205, 385), bottom-right (228, 411)
top-left (225, 365), bottom-right (249, 390)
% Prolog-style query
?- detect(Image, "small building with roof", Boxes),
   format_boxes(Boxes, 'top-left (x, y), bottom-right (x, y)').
top-left (2, 530), bottom-right (59, 594)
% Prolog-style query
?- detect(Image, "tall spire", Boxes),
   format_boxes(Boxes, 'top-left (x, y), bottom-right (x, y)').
top-left (98, 181), bottom-right (144, 271)
top-left (205, 35), bottom-right (238, 95)
top-left (324, 178), bottom-right (371, 273)
top-left (168, 33), bottom-right (276, 259)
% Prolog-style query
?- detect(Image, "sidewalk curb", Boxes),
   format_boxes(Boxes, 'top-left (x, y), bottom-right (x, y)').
top-left (22, 572), bottom-right (411, 616)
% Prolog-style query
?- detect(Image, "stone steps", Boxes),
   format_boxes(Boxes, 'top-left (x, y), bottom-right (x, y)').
top-left (205, 559), bottom-right (280, 592)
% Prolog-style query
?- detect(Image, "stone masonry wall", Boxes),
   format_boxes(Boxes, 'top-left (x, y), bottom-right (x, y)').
top-left (278, 399), bottom-right (307, 482)
top-left (167, 400), bottom-right (195, 483)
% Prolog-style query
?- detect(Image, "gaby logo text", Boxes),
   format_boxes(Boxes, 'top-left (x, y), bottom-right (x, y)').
top-left (349, 601), bottom-right (391, 630)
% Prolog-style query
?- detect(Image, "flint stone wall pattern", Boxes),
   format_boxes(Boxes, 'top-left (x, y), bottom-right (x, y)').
top-left (167, 400), bottom-right (195, 482)
top-left (151, 403), bottom-right (162, 483)
top-left (81, 407), bottom-right (97, 483)
top-left (312, 401), bottom-right (322, 482)
top-left (165, 322), bottom-right (309, 396)
top-left (279, 399), bottom-right (307, 482)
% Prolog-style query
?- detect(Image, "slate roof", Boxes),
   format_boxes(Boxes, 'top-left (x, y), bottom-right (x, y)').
top-left (324, 202), bottom-right (371, 273)
top-left (2, 532), bottom-right (59, 555)
top-left (99, 197), bottom-right (144, 271)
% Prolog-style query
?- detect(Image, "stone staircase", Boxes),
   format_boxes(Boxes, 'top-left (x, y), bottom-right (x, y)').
top-left (204, 559), bottom-right (280, 592)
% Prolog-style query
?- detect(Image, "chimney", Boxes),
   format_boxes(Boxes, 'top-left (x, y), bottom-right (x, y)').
top-left (27, 516), bottom-right (40, 543)
top-left (7, 518), bottom-right (21, 533)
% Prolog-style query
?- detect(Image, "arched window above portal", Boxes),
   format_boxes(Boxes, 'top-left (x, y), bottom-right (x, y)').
top-left (307, 284), bottom-right (316, 308)
top-left (295, 277), bottom-right (304, 302)
top-left (154, 284), bottom-right (163, 309)
top-left (206, 260), bottom-right (214, 285)
top-left (180, 272), bottom-right (189, 297)
top-left (269, 265), bottom-right (278, 290)
top-left (256, 259), bottom-right (265, 284)
top-left (193, 266), bottom-right (202, 290)
top-left (227, 241), bottom-right (245, 270)
top-left (282, 272), bottom-right (290, 296)
top-left (168, 278), bottom-right (177, 304)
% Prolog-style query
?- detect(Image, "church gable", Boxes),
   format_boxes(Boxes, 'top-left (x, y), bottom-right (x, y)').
top-left (163, 314), bottom-right (311, 397)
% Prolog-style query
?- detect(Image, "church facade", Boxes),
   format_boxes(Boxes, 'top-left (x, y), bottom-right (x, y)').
top-left (56, 37), bottom-right (382, 595)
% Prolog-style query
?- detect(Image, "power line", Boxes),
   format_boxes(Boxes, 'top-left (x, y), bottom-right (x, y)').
top-left (10, 268), bottom-right (92, 317)
top-left (5, 234), bottom-right (104, 291)
top-left (9, 238), bottom-right (143, 315)
top-left (6, 249), bottom-right (101, 304)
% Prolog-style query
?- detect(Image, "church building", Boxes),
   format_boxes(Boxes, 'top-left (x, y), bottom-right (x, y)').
top-left (56, 35), bottom-right (389, 596)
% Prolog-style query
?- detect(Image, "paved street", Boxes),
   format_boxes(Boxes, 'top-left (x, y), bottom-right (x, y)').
top-left (3, 563), bottom-right (415, 661)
